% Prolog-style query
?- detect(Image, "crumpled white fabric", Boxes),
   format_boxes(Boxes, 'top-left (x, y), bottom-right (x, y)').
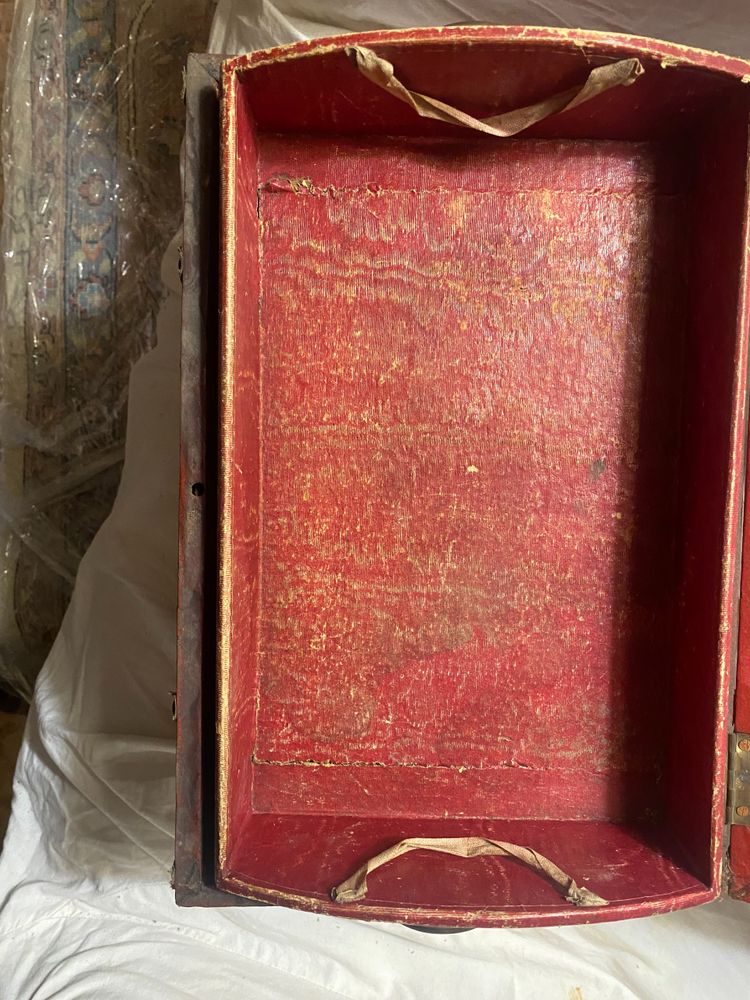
top-left (1, 3), bottom-right (750, 997)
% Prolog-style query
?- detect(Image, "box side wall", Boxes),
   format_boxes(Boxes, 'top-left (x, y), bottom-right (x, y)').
top-left (231, 29), bottom-right (750, 142)
top-left (218, 66), bottom-right (264, 872)
top-left (729, 136), bottom-right (750, 908)
top-left (666, 108), bottom-right (750, 890)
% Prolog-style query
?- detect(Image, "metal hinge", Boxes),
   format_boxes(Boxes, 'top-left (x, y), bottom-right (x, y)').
top-left (729, 733), bottom-right (750, 825)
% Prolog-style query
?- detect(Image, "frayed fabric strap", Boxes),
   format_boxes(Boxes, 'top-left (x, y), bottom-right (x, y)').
top-left (331, 836), bottom-right (608, 907)
top-left (346, 45), bottom-right (643, 137)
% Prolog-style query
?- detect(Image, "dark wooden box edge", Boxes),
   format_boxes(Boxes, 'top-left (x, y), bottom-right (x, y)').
top-left (175, 53), bottom-right (264, 907)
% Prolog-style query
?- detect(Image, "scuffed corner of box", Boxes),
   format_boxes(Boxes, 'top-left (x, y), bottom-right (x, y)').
top-left (186, 52), bottom-right (222, 90)
top-left (722, 829), bottom-right (750, 902)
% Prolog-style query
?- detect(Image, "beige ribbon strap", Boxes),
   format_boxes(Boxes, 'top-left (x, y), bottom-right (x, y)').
top-left (346, 45), bottom-right (643, 137)
top-left (331, 836), bottom-right (608, 907)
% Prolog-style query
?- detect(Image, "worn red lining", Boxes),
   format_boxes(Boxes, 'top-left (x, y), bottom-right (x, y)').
top-left (250, 135), bottom-right (685, 824)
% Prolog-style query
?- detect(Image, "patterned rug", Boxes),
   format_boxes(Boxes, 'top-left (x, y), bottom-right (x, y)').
top-left (0, 0), bottom-right (216, 696)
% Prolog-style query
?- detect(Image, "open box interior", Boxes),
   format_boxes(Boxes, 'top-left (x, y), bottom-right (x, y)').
top-left (219, 34), bottom-right (750, 924)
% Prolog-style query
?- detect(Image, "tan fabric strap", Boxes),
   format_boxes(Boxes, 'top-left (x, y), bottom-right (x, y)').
top-left (346, 45), bottom-right (643, 137)
top-left (331, 836), bottom-right (608, 907)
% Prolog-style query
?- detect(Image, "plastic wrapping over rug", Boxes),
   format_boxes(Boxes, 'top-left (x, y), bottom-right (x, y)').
top-left (0, 0), bottom-right (215, 698)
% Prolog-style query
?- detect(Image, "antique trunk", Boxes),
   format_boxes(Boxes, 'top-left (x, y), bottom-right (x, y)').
top-left (176, 27), bottom-right (750, 927)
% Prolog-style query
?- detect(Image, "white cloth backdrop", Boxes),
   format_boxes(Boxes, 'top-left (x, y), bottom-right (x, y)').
top-left (1, 3), bottom-right (750, 997)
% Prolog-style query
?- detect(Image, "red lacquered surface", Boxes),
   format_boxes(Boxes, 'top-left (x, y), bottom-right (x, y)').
top-left (216, 27), bottom-right (750, 924)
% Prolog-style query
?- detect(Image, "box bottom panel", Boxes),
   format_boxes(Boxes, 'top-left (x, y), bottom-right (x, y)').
top-left (249, 133), bottom-right (689, 824)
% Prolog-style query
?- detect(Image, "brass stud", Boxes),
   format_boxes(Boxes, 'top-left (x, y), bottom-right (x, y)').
top-left (738, 739), bottom-right (750, 753)
top-left (737, 806), bottom-right (750, 818)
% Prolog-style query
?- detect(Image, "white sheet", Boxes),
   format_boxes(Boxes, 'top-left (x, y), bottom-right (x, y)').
top-left (1, 3), bottom-right (750, 997)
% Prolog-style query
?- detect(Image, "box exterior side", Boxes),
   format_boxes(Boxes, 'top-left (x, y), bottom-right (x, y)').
top-left (175, 53), bottom-right (262, 907)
